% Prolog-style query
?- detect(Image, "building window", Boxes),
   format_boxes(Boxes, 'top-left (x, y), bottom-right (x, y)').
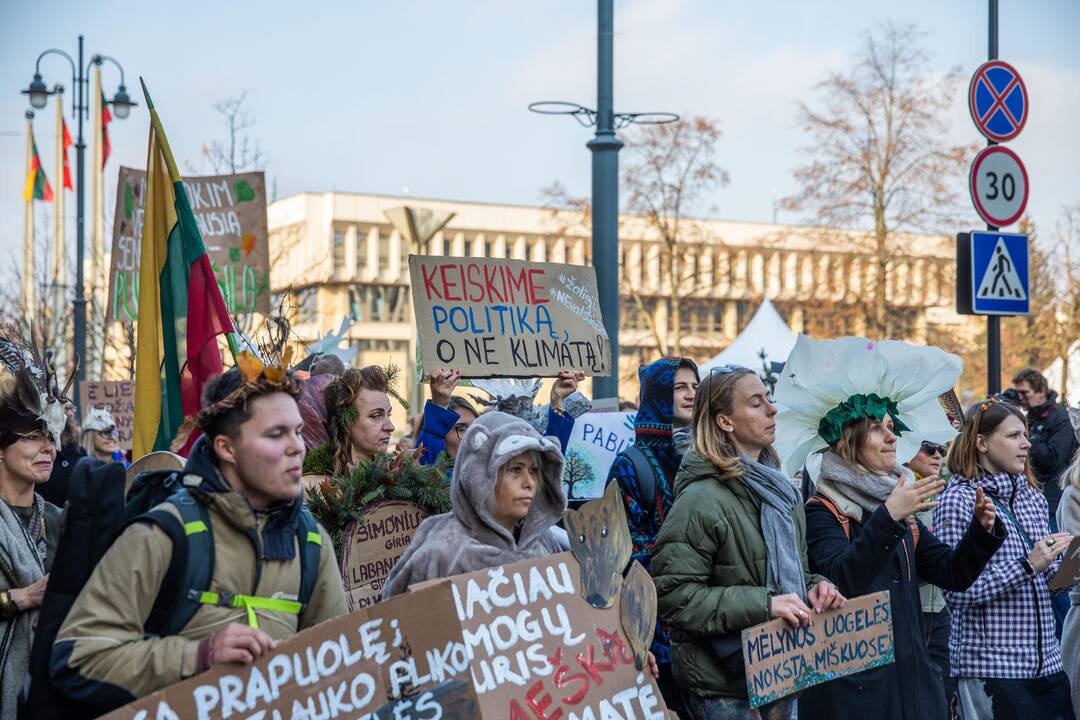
top-left (379, 231), bottom-right (390, 271)
top-left (400, 237), bottom-right (411, 276)
top-left (294, 287), bottom-right (318, 323)
top-left (355, 227), bottom-right (367, 275)
top-left (349, 285), bottom-right (410, 323)
top-left (332, 229), bottom-right (346, 270)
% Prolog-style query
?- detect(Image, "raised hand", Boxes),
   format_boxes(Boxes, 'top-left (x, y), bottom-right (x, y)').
top-left (550, 370), bottom-right (585, 411)
top-left (973, 487), bottom-right (997, 533)
top-left (429, 369), bottom-right (461, 408)
top-left (885, 474), bottom-right (945, 522)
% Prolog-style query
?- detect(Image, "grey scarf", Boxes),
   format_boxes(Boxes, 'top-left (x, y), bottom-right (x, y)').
top-left (0, 495), bottom-right (47, 718)
top-left (740, 456), bottom-right (806, 601)
top-left (817, 451), bottom-right (902, 521)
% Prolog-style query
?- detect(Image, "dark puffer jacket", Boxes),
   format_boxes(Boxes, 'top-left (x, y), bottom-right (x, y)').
top-left (1026, 391), bottom-right (1078, 516)
top-left (651, 450), bottom-right (827, 699)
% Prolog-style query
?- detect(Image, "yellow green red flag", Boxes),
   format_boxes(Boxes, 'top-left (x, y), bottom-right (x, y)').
top-left (133, 79), bottom-right (236, 459)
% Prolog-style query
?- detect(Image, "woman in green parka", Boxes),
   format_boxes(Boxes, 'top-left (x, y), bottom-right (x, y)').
top-left (651, 365), bottom-right (845, 720)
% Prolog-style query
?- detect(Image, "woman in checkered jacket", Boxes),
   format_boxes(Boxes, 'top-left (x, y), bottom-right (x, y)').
top-left (935, 399), bottom-right (1076, 719)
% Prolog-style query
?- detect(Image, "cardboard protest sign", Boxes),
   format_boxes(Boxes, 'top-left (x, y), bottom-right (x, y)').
top-left (340, 500), bottom-right (430, 611)
top-left (1050, 536), bottom-right (1080, 591)
top-left (563, 411), bottom-right (636, 500)
top-left (107, 166), bottom-right (271, 323)
top-left (409, 255), bottom-right (611, 379)
top-left (741, 590), bottom-right (895, 708)
top-left (101, 602), bottom-right (482, 720)
top-left (78, 380), bottom-right (134, 451)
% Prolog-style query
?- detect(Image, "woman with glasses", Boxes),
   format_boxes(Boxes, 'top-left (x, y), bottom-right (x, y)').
top-left (651, 364), bottom-right (844, 720)
top-left (775, 336), bottom-right (1005, 720)
top-left (905, 438), bottom-right (955, 712)
top-left (935, 399), bottom-right (1076, 719)
top-left (80, 406), bottom-right (124, 464)
top-left (0, 333), bottom-right (69, 718)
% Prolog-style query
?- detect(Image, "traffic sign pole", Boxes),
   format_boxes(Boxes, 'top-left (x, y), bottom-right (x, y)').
top-left (986, 0), bottom-right (1000, 395)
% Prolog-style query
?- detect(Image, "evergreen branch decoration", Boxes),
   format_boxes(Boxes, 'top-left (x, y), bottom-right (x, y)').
top-left (304, 445), bottom-right (451, 558)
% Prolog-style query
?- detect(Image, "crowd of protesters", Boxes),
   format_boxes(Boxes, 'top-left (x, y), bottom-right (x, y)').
top-left (0, 324), bottom-right (1078, 720)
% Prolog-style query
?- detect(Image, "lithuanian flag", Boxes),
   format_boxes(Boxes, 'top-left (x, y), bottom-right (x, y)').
top-left (22, 129), bottom-right (53, 201)
top-left (133, 79), bottom-right (236, 459)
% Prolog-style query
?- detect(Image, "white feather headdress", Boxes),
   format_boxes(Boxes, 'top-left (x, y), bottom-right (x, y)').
top-left (774, 335), bottom-right (962, 482)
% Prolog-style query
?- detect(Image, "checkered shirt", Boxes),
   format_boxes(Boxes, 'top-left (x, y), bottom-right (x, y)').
top-left (934, 472), bottom-right (1064, 679)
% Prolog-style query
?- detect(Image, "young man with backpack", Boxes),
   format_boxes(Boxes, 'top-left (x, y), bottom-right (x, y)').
top-left (606, 356), bottom-right (697, 717)
top-left (44, 362), bottom-right (347, 714)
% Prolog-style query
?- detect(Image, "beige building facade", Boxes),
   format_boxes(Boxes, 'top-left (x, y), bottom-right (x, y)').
top-left (268, 191), bottom-right (979, 409)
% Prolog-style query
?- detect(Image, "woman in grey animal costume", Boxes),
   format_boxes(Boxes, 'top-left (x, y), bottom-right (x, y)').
top-left (382, 411), bottom-right (567, 597)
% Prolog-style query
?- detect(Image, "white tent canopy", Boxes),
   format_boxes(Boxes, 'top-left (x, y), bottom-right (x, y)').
top-left (698, 299), bottom-right (796, 376)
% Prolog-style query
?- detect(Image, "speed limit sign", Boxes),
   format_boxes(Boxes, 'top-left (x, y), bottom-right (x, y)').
top-left (969, 145), bottom-right (1029, 227)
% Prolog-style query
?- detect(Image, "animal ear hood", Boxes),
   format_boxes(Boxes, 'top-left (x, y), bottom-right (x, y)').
top-left (450, 411), bottom-right (566, 543)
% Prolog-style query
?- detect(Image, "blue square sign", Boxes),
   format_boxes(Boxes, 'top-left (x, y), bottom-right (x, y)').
top-left (971, 230), bottom-right (1029, 315)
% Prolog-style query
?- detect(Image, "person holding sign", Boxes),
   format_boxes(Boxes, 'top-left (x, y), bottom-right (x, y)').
top-left (1056, 453), bottom-right (1080, 712)
top-left (50, 359), bottom-right (348, 712)
top-left (935, 399), bottom-right (1076, 720)
top-left (651, 364), bottom-right (844, 720)
top-left (774, 336), bottom-right (1005, 720)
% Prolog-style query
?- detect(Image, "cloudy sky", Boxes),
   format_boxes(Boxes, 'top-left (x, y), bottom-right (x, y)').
top-left (1, 0), bottom-right (1077, 273)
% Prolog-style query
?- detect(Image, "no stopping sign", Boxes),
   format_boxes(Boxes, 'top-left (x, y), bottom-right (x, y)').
top-left (969, 146), bottom-right (1029, 228)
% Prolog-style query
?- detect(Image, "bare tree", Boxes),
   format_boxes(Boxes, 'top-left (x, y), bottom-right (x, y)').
top-left (542, 116), bottom-right (729, 358)
top-left (194, 92), bottom-right (266, 175)
top-left (783, 22), bottom-right (975, 338)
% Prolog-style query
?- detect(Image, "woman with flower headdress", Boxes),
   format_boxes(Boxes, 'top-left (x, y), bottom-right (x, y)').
top-left (774, 336), bottom-right (1006, 720)
top-left (934, 399), bottom-right (1076, 719)
top-left (0, 332), bottom-right (69, 716)
top-left (303, 365), bottom-right (450, 556)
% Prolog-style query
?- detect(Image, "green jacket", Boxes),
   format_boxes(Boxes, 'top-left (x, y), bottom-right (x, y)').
top-left (651, 450), bottom-right (827, 699)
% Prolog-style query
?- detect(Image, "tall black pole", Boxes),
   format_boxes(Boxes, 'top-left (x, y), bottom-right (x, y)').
top-left (986, 0), bottom-right (1001, 394)
top-left (587, 0), bottom-right (622, 401)
top-left (73, 34), bottom-right (87, 407)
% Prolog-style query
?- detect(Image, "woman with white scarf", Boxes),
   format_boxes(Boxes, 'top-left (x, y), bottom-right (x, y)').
top-left (774, 336), bottom-right (1005, 720)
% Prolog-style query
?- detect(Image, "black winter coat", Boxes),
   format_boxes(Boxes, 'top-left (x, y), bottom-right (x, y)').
top-left (801, 501), bottom-right (1005, 720)
top-left (1026, 392), bottom-right (1078, 515)
top-left (39, 443), bottom-right (86, 507)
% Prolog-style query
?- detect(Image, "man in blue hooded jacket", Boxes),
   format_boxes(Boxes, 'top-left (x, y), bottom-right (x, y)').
top-left (606, 356), bottom-right (697, 717)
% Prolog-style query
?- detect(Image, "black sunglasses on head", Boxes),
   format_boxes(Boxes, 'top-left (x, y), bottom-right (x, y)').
top-left (921, 441), bottom-right (947, 457)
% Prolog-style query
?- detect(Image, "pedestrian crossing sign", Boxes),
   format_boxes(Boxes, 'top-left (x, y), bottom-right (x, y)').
top-left (971, 230), bottom-right (1029, 315)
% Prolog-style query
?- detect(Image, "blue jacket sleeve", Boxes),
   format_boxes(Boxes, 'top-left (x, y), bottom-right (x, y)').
top-left (544, 407), bottom-right (575, 455)
top-left (414, 401), bottom-right (459, 466)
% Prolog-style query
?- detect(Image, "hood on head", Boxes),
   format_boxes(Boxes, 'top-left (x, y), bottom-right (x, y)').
top-left (451, 411), bottom-right (566, 545)
top-left (634, 357), bottom-right (698, 444)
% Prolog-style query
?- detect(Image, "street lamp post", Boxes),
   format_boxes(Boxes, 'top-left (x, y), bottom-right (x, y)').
top-left (21, 35), bottom-right (134, 408)
top-left (530, 0), bottom-right (677, 402)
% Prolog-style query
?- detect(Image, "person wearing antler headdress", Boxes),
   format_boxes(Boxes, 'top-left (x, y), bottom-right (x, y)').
top-left (774, 336), bottom-right (1006, 720)
top-left (0, 329), bottom-right (71, 717)
top-left (51, 342), bottom-right (348, 710)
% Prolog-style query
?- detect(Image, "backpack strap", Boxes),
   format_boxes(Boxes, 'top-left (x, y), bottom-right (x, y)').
top-left (620, 445), bottom-right (659, 522)
top-left (807, 495), bottom-right (851, 541)
top-left (295, 507), bottom-right (323, 622)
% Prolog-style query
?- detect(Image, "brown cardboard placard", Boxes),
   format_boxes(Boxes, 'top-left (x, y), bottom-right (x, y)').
top-left (1050, 536), bottom-right (1080, 591)
top-left (741, 590), bottom-right (895, 708)
top-left (79, 380), bottom-right (135, 451)
top-left (107, 166), bottom-right (271, 323)
top-left (339, 500), bottom-right (430, 612)
top-left (408, 255), bottom-right (611, 379)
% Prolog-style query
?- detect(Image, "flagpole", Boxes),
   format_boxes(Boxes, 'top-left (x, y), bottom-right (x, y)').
top-left (139, 78), bottom-right (241, 364)
top-left (52, 89), bottom-right (68, 377)
top-left (23, 113), bottom-right (36, 324)
top-left (90, 67), bottom-right (106, 379)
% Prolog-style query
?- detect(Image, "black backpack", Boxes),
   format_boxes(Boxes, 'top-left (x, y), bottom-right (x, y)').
top-left (20, 460), bottom-right (322, 719)
top-left (608, 445), bottom-right (661, 522)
